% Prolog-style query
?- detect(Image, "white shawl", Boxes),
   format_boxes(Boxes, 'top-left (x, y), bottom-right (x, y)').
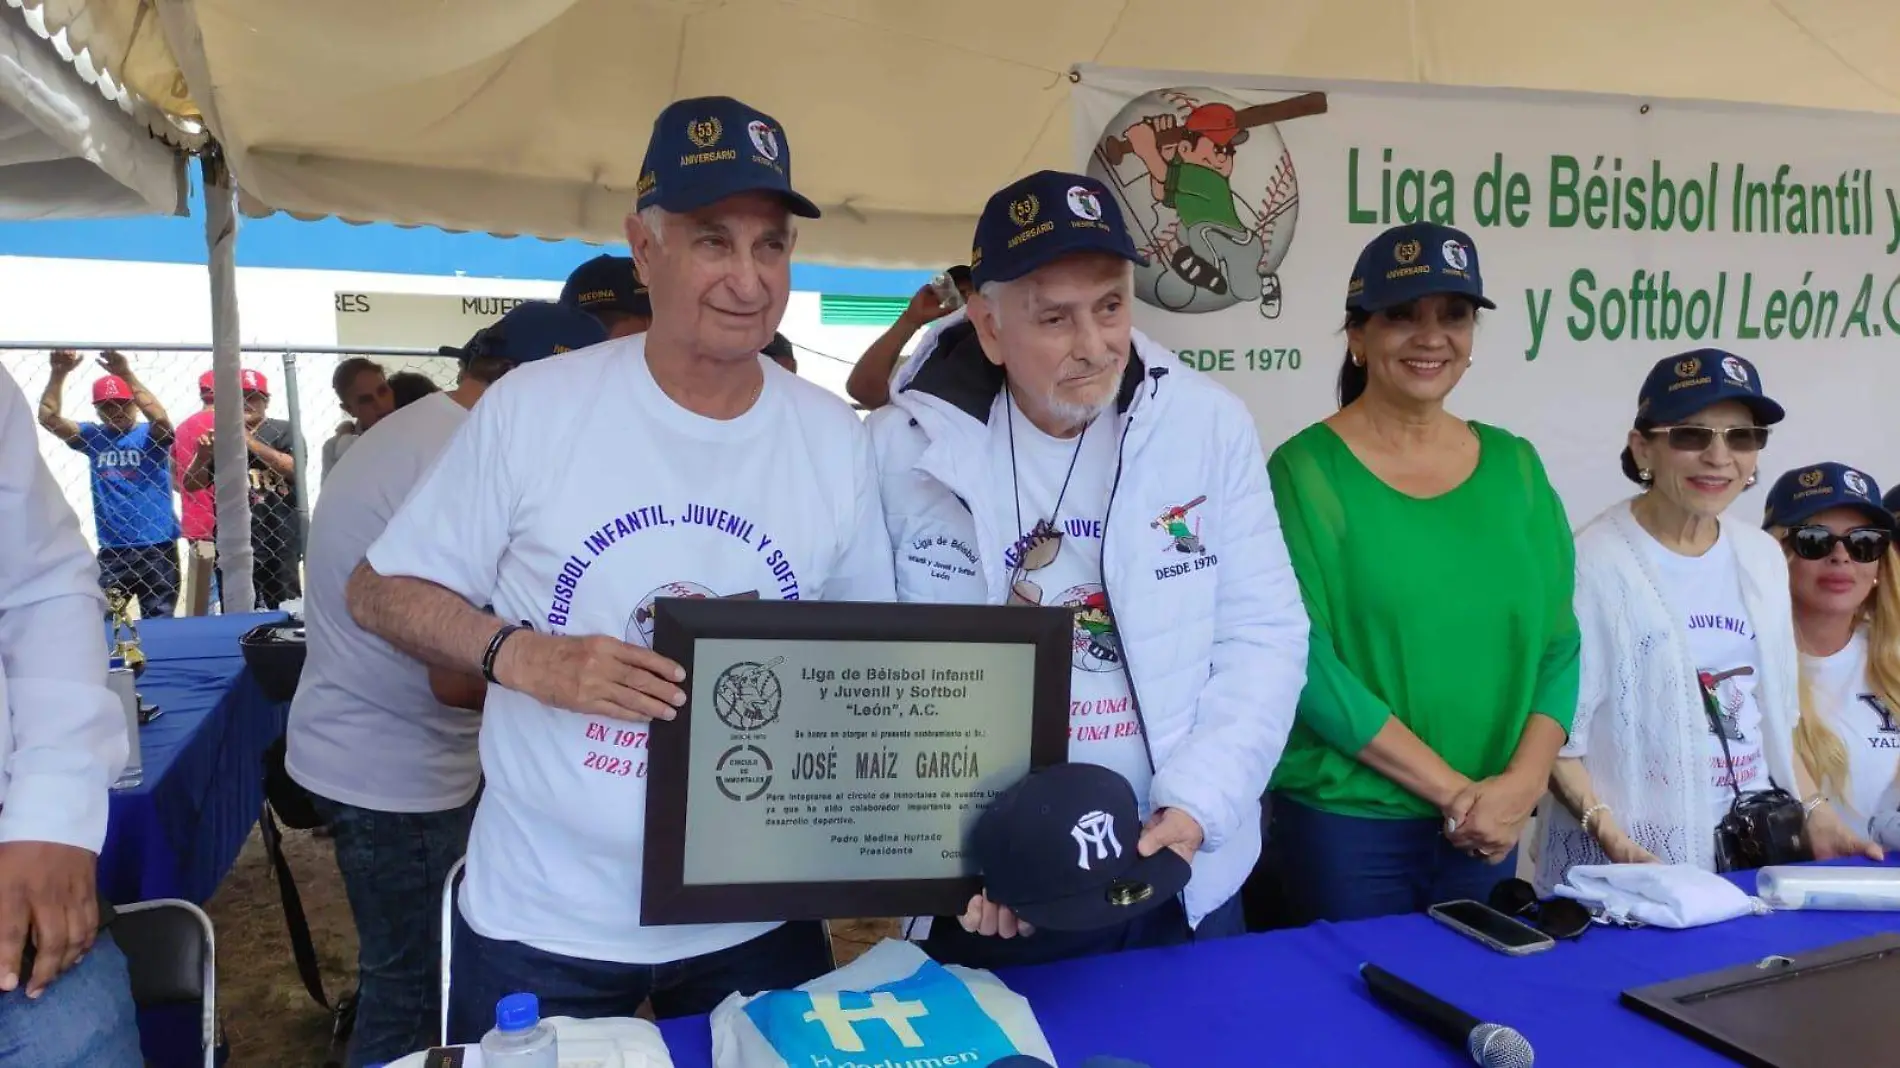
top-left (1536, 498), bottom-right (1800, 892)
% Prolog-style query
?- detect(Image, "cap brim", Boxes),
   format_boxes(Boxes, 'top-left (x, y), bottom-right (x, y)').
top-left (652, 185), bottom-right (821, 219)
top-left (1351, 285), bottom-right (1495, 313)
top-left (1774, 497), bottom-right (1898, 532)
top-left (1648, 389), bottom-right (1785, 428)
top-left (1006, 848), bottom-right (1191, 932)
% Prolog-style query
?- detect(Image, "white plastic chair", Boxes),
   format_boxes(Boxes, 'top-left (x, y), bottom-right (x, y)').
top-left (439, 855), bottom-right (467, 1047)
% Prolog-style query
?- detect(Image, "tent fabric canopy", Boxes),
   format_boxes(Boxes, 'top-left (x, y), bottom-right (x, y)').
top-left (33, 1), bottom-right (1900, 264)
top-left (0, 0), bottom-right (187, 218)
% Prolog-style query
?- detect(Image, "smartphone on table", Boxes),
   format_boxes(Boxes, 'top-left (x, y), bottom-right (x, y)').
top-left (1428, 899), bottom-right (1555, 956)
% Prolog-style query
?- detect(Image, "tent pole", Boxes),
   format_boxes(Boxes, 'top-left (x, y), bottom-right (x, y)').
top-left (203, 146), bottom-right (256, 613)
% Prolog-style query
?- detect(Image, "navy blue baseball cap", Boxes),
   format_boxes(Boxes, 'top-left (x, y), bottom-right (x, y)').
top-left (636, 96), bottom-right (819, 219)
top-left (1634, 349), bottom-right (1785, 427)
top-left (560, 255), bottom-right (650, 320)
top-left (1764, 462), bottom-right (1895, 532)
top-left (969, 171), bottom-right (1146, 290)
top-left (457, 301), bottom-right (606, 364)
top-left (1346, 222), bottom-right (1494, 313)
top-left (970, 762), bottom-right (1188, 932)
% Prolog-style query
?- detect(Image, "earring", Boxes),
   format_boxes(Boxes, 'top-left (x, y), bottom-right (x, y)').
top-left (1351, 352), bottom-right (1365, 367)
top-left (1744, 473), bottom-right (1757, 488)
top-left (1639, 469), bottom-right (1653, 483)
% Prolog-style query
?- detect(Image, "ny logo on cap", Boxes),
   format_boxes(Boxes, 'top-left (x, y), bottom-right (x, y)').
top-left (1845, 470), bottom-right (1871, 497)
top-left (1721, 355), bottom-right (1749, 385)
top-left (1009, 194), bottom-right (1041, 228)
top-left (686, 117), bottom-right (723, 149)
top-left (1675, 357), bottom-right (1701, 378)
top-left (1071, 810), bottom-right (1121, 871)
top-left (1393, 239), bottom-right (1421, 264)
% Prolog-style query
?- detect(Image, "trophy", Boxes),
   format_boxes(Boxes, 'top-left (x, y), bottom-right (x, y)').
top-left (106, 586), bottom-right (147, 678)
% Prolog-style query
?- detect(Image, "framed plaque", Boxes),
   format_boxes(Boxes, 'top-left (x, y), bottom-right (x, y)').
top-left (642, 599), bottom-right (1073, 925)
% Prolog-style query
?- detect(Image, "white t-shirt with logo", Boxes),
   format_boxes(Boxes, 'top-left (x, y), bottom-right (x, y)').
top-left (989, 394), bottom-right (1153, 809)
top-left (366, 338), bottom-right (895, 964)
top-left (1801, 629), bottom-right (1900, 840)
top-left (288, 393), bottom-right (480, 813)
top-left (1641, 527), bottom-right (1768, 829)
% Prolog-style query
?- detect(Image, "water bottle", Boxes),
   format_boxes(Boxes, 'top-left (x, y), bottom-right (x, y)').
top-left (479, 992), bottom-right (557, 1066)
top-left (108, 657), bottom-right (142, 790)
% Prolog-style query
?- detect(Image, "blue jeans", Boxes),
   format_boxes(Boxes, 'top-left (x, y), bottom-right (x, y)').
top-left (0, 928), bottom-right (142, 1067)
top-left (446, 914), bottom-right (832, 1044)
top-left (314, 795), bottom-right (476, 1068)
top-left (920, 894), bottom-right (1245, 970)
top-left (1269, 794), bottom-right (1516, 924)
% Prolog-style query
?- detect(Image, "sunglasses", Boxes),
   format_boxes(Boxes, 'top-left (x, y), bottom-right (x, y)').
top-left (1006, 521), bottom-right (1064, 606)
top-left (1783, 525), bottom-right (1892, 564)
top-left (1489, 878), bottom-right (1592, 941)
top-left (1644, 425), bottom-right (1771, 453)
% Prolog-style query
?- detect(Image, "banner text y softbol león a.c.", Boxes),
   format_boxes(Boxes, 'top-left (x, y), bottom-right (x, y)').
top-left (1072, 66), bottom-right (1900, 527)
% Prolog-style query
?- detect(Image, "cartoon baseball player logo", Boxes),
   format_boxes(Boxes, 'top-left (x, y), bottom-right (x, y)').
top-left (1089, 87), bottom-right (1327, 318)
top-left (1699, 666), bottom-right (1755, 742)
top-left (629, 583), bottom-right (760, 646)
top-left (1152, 496), bottom-right (1207, 555)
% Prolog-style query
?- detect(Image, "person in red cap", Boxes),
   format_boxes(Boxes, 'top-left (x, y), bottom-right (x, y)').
top-left (181, 368), bottom-right (302, 609)
top-left (36, 349), bottom-right (181, 617)
top-left (1121, 103), bottom-right (1278, 314)
top-left (169, 371), bottom-right (221, 612)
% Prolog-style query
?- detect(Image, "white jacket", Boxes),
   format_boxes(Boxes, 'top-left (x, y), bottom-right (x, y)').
top-left (866, 317), bottom-right (1309, 925)
top-left (0, 367), bottom-right (125, 852)
top-left (1537, 498), bottom-right (1799, 891)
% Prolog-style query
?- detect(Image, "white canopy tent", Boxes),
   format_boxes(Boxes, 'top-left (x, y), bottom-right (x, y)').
top-left (16, 0), bottom-right (1900, 611)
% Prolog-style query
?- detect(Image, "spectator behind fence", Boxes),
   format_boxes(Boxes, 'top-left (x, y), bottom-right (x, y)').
top-left (387, 371), bottom-right (441, 409)
top-left (844, 265), bottom-right (971, 409)
top-left (172, 371), bottom-right (220, 614)
top-left (288, 303), bottom-right (606, 1066)
top-left (35, 350), bottom-right (181, 618)
top-left (0, 365), bottom-right (143, 1066)
top-left (560, 254), bottom-right (652, 339)
top-left (182, 369), bottom-right (301, 610)
top-left (321, 358), bottom-right (396, 486)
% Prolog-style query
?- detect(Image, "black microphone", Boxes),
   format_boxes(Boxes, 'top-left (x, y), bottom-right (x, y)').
top-left (1359, 962), bottom-right (1534, 1068)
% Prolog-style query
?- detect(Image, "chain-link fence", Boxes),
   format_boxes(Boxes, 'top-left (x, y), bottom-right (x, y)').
top-left (1, 344), bottom-right (464, 619)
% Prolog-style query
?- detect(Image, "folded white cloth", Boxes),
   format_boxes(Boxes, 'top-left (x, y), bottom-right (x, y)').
top-left (1553, 863), bottom-right (1767, 929)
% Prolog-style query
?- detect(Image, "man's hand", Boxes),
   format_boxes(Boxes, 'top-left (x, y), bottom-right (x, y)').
top-left (957, 892), bottom-right (1033, 939)
top-left (96, 350), bottom-right (131, 378)
top-left (0, 842), bottom-right (99, 998)
top-left (1809, 805), bottom-right (1886, 863)
top-left (495, 631), bottom-right (686, 723)
top-left (48, 349), bottom-right (80, 375)
top-left (1444, 767), bottom-right (1544, 861)
top-left (1137, 807), bottom-right (1204, 863)
top-left (899, 284), bottom-right (954, 328)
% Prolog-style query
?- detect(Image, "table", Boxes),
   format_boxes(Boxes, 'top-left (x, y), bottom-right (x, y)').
top-left (654, 862), bottom-right (1900, 1066)
top-left (99, 612), bottom-right (290, 906)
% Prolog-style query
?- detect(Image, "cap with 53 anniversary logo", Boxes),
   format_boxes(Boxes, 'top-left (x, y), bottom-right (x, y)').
top-left (1346, 221), bottom-right (1495, 314)
top-left (636, 96), bottom-right (820, 219)
top-left (969, 170), bottom-right (1146, 289)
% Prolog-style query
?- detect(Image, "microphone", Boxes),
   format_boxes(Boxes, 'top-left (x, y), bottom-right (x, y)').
top-left (1359, 962), bottom-right (1534, 1068)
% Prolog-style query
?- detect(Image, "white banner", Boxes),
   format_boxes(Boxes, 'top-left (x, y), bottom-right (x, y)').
top-left (1073, 67), bottom-right (1900, 526)
top-left (333, 291), bottom-right (537, 350)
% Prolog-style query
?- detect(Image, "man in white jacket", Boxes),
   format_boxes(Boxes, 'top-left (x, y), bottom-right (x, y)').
top-left (869, 170), bottom-right (1309, 967)
top-left (0, 367), bottom-right (141, 1065)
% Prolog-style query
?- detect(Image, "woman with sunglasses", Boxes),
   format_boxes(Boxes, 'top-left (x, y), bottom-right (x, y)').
top-left (1540, 352), bottom-right (1875, 889)
top-left (1765, 463), bottom-right (1899, 853)
top-left (1265, 222), bottom-right (1580, 922)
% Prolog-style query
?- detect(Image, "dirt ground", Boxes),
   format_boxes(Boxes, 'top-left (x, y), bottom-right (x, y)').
top-left (204, 826), bottom-right (900, 1065)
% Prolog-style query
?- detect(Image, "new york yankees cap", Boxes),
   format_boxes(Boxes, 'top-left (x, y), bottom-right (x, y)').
top-left (970, 762), bottom-right (1188, 932)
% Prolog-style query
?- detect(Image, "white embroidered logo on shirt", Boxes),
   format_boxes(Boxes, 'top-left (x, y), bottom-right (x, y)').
top-left (1071, 809), bottom-right (1121, 870)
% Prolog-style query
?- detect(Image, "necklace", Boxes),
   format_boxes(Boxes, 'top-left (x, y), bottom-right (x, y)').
top-left (1006, 394), bottom-right (1088, 589)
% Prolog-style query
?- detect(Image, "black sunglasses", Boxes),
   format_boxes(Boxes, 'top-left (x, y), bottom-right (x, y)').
top-left (1489, 878), bottom-right (1592, 941)
top-left (1784, 525), bottom-right (1892, 564)
top-left (1645, 425), bottom-right (1771, 453)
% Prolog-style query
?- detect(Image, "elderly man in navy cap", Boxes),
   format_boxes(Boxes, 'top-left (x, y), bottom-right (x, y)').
top-left (868, 171), bottom-right (1310, 967)
top-left (346, 97), bottom-right (893, 1037)
top-left (561, 254), bottom-right (653, 339)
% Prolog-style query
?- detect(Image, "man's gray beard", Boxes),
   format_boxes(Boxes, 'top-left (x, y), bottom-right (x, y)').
top-left (1042, 376), bottom-right (1118, 432)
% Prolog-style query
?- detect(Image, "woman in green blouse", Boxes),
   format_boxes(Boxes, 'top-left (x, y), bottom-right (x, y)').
top-left (1265, 222), bottom-right (1581, 923)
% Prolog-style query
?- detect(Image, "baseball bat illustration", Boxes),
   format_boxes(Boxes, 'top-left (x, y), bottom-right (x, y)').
top-left (1099, 92), bottom-right (1329, 167)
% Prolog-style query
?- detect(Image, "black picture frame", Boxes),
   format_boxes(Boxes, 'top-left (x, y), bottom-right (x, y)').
top-left (1620, 931), bottom-right (1900, 1068)
top-left (642, 598), bottom-right (1074, 926)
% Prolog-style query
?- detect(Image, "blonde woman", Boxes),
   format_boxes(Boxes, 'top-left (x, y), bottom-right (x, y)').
top-left (1765, 462), bottom-right (1900, 849)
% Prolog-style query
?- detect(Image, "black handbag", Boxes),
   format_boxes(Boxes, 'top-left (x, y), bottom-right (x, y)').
top-left (1699, 673), bottom-right (1812, 872)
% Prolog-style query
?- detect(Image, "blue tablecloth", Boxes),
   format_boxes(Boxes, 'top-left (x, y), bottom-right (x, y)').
top-left (99, 612), bottom-right (289, 905)
top-left (654, 862), bottom-right (1900, 1066)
